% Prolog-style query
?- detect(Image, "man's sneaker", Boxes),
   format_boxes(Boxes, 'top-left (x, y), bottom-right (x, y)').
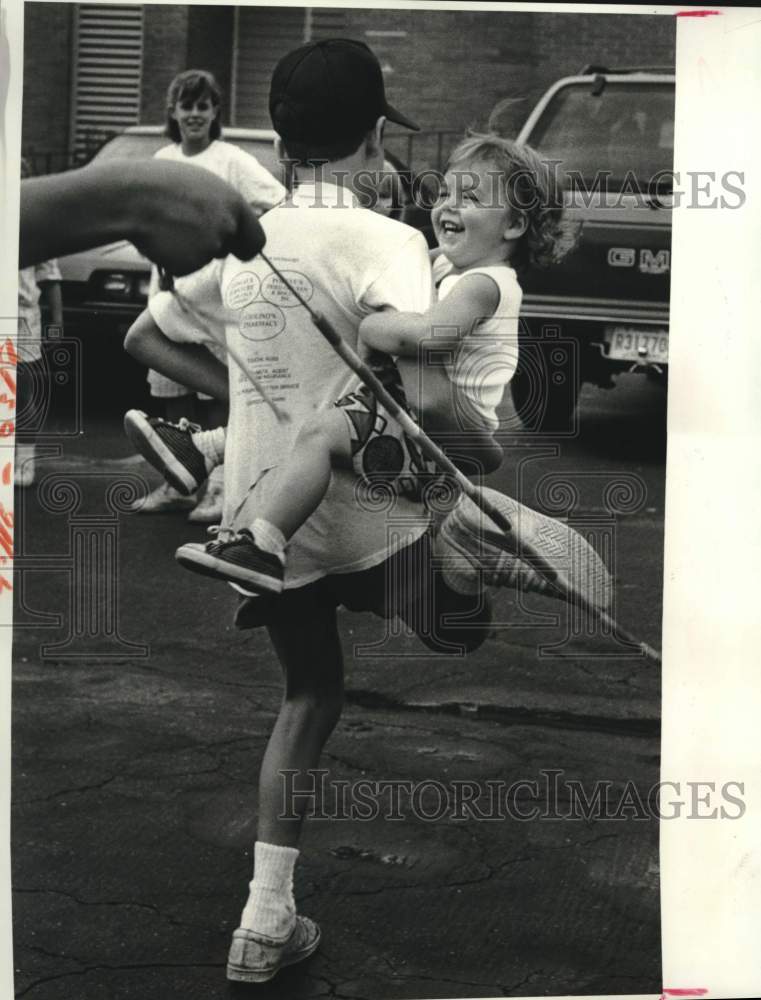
top-left (187, 467), bottom-right (224, 524)
top-left (226, 916), bottom-right (320, 983)
top-left (127, 481), bottom-right (195, 514)
top-left (439, 486), bottom-right (612, 611)
top-left (14, 444), bottom-right (36, 487)
top-left (175, 528), bottom-right (284, 594)
top-left (123, 409), bottom-right (210, 496)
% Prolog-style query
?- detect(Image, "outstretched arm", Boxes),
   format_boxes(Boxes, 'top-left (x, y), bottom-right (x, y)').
top-left (359, 271), bottom-right (500, 357)
top-left (20, 160), bottom-right (265, 271)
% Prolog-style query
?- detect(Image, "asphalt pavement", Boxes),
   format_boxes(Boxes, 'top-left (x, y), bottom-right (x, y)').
top-left (11, 374), bottom-right (666, 999)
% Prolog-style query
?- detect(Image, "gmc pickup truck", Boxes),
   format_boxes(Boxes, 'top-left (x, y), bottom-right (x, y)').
top-left (509, 67), bottom-right (674, 432)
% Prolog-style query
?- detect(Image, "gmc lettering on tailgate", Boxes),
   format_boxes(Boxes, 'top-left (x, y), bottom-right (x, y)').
top-left (607, 247), bottom-right (671, 275)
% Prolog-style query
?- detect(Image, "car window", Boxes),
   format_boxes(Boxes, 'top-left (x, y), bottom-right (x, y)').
top-left (93, 132), bottom-right (286, 185)
top-left (525, 82), bottom-right (675, 193)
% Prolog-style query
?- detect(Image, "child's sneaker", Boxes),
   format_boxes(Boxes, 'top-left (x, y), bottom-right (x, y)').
top-left (439, 486), bottom-right (612, 611)
top-left (124, 410), bottom-right (211, 496)
top-left (175, 528), bottom-right (284, 594)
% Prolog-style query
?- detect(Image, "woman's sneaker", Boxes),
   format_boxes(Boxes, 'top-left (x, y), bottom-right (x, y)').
top-left (187, 465), bottom-right (224, 524)
top-left (175, 528), bottom-right (284, 594)
top-left (126, 481), bottom-right (195, 514)
top-left (124, 410), bottom-right (211, 496)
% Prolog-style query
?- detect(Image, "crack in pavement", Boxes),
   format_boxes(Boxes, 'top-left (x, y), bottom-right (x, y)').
top-left (12, 887), bottom-right (197, 930)
top-left (502, 969), bottom-right (545, 994)
top-left (345, 687), bottom-right (659, 737)
top-left (14, 774), bottom-right (118, 806)
top-left (303, 971), bottom-right (373, 1000)
top-left (14, 734), bottom-right (265, 804)
top-left (301, 828), bottom-right (629, 905)
top-left (338, 711), bottom-right (585, 762)
top-left (15, 959), bottom-right (224, 998)
top-left (367, 950), bottom-right (511, 994)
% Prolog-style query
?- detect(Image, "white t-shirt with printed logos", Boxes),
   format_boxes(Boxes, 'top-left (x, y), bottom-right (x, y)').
top-left (149, 183), bottom-right (433, 588)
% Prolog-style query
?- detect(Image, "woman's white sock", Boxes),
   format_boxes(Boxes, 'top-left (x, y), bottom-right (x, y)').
top-left (239, 842), bottom-right (299, 940)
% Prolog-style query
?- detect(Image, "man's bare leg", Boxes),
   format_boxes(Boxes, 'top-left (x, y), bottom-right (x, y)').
top-left (236, 588), bottom-right (343, 940)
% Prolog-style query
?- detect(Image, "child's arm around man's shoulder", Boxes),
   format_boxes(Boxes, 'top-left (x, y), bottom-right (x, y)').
top-left (359, 270), bottom-right (500, 357)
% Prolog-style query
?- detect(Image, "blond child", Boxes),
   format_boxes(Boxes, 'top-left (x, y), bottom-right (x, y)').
top-left (146, 133), bottom-right (568, 593)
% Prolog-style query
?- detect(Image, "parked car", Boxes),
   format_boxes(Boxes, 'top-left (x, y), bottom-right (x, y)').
top-left (58, 125), bottom-right (433, 330)
top-left (509, 66), bottom-right (674, 431)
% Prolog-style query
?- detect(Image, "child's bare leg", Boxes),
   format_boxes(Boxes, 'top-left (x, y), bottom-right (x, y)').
top-left (175, 407), bottom-right (352, 592)
top-left (237, 591), bottom-right (343, 937)
top-left (257, 405), bottom-right (351, 542)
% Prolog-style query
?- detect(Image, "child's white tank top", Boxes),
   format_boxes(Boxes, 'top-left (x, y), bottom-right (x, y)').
top-left (434, 254), bottom-right (522, 432)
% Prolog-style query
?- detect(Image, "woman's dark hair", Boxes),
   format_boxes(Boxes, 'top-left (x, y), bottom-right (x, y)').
top-left (165, 69), bottom-right (223, 143)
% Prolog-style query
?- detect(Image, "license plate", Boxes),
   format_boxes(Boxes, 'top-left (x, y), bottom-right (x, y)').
top-left (605, 326), bottom-right (669, 363)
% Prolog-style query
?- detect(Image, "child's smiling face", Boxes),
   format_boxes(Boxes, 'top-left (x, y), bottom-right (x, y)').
top-left (171, 93), bottom-right (218, 146)
top-left (432, 158), bottom-right (524, 270)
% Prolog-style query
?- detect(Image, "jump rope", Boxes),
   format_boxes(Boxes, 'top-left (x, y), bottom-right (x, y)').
top-left (159, 259), bottom-right (662, 666)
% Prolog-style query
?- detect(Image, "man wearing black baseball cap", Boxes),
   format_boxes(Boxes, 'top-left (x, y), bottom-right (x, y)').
top-left (125, 37), bottom-right (492, 985)
top-left (269, 37), bottom-right (419, 162)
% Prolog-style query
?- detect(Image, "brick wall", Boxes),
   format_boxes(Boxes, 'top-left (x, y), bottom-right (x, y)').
top-left (187, 5), bottom-right (235, 123)
top-left (139, 5), bottom-right (190, 124)
top-left (21, 5), bottom-right (676, 173)
top-left (341, 8), bottom-right (675, 169)
top-left (21, 2), bottom-right (73, 172)
top-left (139, 5), bottom-right (235, 126)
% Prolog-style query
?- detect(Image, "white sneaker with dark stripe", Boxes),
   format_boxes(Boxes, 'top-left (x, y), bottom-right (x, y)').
top-left (439, 486), bottom-right (612, 611)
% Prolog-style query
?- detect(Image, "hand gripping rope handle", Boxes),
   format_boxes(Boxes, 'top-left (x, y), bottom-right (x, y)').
top-left (160, 262), bottom-right (661, 666)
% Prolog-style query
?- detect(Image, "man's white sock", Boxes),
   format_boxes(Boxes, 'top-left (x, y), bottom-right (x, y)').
top-left (251, 517), bottom-right (286, 563)
top-left (190, 425), bottom-right (226, 471)
top-left (239, 842), bottom-right (298, 940)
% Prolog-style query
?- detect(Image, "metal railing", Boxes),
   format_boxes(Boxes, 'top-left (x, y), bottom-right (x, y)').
top-left (23, 129), bottom-right (118, 176)
top-left (25, 127), bottom-right (461, 178)
top-left (385, 128), bottom-right (462, 173)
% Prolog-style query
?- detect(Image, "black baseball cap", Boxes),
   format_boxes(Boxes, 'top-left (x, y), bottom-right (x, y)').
top-left (269, 38), bottom-right (420, 146)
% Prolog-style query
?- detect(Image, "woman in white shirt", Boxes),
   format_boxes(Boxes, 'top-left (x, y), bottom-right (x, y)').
top-left (132, 69), bottom-right (285, 520)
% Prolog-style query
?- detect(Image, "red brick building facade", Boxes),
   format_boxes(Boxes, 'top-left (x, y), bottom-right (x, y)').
top-left (22, 3), bottom-right (676, 172)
